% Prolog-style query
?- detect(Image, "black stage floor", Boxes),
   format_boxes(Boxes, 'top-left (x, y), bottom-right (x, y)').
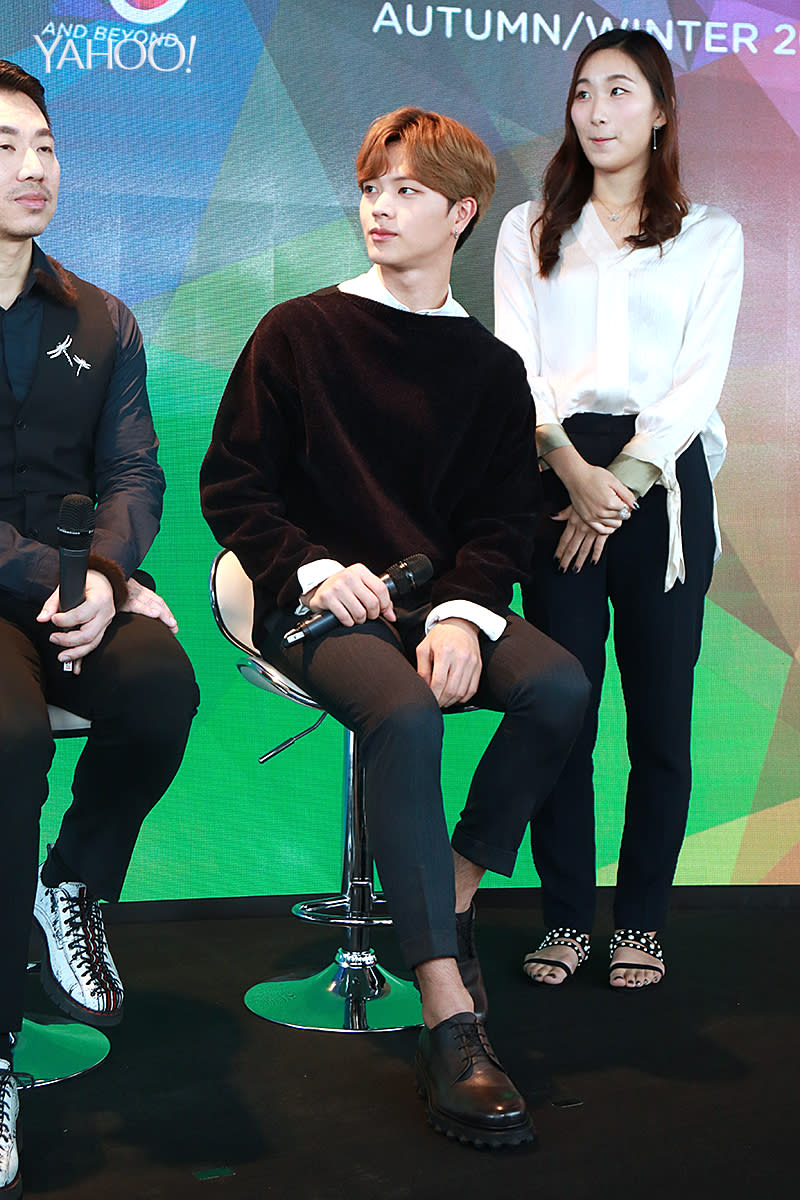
top-left (20, 896), bottom-right (799, 1199)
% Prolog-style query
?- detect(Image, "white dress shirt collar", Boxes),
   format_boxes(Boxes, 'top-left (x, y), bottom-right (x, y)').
top-left (338, 264), bottom-right (469, 317)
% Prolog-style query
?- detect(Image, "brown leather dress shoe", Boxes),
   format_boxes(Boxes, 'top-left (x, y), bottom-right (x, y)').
top-left (415, 1012), bottom-right (535, 1148)
top-left (455, 903), bottom-right (489, 1022)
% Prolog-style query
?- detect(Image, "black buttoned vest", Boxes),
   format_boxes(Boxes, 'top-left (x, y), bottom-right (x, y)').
top-left (0, 269), bottom-right (117, 549)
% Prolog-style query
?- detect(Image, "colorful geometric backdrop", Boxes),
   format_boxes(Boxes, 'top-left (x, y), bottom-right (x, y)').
top-left (3, 0), bottom-right (797, 898)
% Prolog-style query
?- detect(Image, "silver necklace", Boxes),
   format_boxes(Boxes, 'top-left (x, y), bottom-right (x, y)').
top-left (592, 194), bottom-right (639, 224)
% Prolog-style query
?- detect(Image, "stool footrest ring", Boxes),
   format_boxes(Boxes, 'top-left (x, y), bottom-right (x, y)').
top-left (292, 894), bottom-right (393, 926)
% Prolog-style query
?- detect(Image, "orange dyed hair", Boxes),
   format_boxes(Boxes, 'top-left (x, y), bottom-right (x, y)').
top-left (356, 106), bottom-right (497, 248)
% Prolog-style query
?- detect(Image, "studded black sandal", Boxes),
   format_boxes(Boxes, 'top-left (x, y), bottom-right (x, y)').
top-left (608, 929), bottom-right (665, 988)
top-left (522, 927), bottom-right (590, 984)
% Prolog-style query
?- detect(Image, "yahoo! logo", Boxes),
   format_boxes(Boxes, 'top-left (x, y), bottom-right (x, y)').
top-left (107, 0), bottom-right (190, 23)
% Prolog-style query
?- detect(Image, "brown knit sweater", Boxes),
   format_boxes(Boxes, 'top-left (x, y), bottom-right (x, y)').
top-left (200, 287), bottom-right (539, 643)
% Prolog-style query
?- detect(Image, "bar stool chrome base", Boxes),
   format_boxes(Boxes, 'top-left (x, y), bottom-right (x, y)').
top-left (244, 730), bottom-right (423, 1032)
top-left (14, 1014), bottom-right (110, 1086)
top-left (209, 550), bottom-right (423, 1033)
top-left (245, 947), bottom-right (421, 1032)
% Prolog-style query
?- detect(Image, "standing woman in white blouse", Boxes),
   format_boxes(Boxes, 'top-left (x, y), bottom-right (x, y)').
top-left (494, 29), bottom-right (743, 988)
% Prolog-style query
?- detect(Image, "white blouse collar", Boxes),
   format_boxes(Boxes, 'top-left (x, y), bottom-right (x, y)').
top-left (575, 200), bottom-right (637, 264)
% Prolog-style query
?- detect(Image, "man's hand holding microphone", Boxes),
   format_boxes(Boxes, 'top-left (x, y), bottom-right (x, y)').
top-left (36, 493), bottom-right (179, 675)
top-left (289, 553), bottom-right (483, 707)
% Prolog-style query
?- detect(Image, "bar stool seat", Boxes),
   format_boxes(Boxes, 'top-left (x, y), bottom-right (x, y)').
top-left (209, 549), bottom-right (423, 1032)
top-left (46, 705), bottom-right (92, 736)
top-left (15, 706), bottom-right (111, 1086)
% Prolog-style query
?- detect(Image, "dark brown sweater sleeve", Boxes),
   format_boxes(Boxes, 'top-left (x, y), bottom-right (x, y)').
top-left (199, 310), bottom-right (331, 613)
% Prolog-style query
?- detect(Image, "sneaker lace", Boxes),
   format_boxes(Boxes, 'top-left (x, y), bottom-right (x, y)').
top-left (0, 1067), bottom-right (34, 1149)
top-left (59, 891), bottom-right (118, 998)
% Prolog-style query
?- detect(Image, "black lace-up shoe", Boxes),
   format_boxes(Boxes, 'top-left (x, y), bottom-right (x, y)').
top-left (456, 903), bottom-right (489, 1022)
top-left (415, 1012), bottom-right (535, 1148)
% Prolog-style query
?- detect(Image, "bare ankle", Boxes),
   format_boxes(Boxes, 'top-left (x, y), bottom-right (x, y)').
top-left (452, 851), bottom-right (484, 914)
top-left (416, 956), bottom-right (475, 1028)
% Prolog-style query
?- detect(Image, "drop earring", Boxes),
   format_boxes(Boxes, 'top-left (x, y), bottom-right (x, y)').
top-left (652, 125), bottom-right (659, 151)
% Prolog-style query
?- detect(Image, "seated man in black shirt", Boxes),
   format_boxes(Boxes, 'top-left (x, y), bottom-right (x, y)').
top-left (201, 107), bottom-right (588, 1149)
top-left (0, 61), bottom-right (198, 1199)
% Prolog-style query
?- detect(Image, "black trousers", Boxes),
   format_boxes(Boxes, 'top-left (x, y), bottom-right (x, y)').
top-left (523, 415), bottom-right (716, 933)
top-left (262, 598), bottom-right (589, 969)
top-left (0, 594), bottom-right (199, 1032)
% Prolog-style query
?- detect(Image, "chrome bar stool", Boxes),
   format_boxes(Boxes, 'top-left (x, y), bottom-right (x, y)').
top-left (15, 706), bottom-right (111, 1086)
top-left (209, 549), bottom-right (422, 1032)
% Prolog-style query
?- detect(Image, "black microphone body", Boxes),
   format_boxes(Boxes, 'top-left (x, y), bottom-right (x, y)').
top-left (57, 493), bottom-right (96, 612)
top-left (284, 554), bottom-right (433, 645)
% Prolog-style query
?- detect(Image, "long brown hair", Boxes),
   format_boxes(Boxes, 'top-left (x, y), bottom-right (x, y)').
top-left (535, 30), bottom-right (689, 277)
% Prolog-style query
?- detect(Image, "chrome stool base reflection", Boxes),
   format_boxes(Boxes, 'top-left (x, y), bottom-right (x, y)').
top-left (14, 1012), bottom-right (109, 1087)
top-left (245, 953), bottom-right (420, 1033)
top-left (210, 550), bottom-right (422, 1033)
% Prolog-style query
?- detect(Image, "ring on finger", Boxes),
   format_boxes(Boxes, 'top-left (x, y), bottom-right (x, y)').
top-left (618, 505), bottom-right (631, 520)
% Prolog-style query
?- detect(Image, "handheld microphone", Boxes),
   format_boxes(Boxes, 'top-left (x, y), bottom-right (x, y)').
top-left (57, 493), bottom-right (96, 612)
top-left (284, 553), bottom-right (433, 645)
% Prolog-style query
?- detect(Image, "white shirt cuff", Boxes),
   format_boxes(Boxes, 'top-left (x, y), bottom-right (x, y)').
top-left (424, 600), bottom-right (507, 642)
top-left (295, 558), bottom-right (345, 614)
top-left (297, 558), bottom-right (344, 597)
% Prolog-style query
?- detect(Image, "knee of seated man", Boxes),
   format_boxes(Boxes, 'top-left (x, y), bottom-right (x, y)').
top-left (106, 635), bottom-right (199, 735)
top-left (0, 703), bottom-right (55, 777)
top-left (545, 651), bottom-right (591, 734)
top-left (513, 647), bottom-right (590, 732)
top-left (365, 690), bottom-right (444, 752)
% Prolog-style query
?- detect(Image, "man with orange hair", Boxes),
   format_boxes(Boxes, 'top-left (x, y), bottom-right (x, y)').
top-left (202, 108), bottom-right (588, 1148)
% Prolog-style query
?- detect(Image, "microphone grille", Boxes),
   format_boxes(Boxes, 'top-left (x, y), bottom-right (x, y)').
top-left (404, 553), bottom-right (433, 583)
top-left (387, 554), bottom-right (434, 596)
top-left (57, 493), bottom-right (96, 537)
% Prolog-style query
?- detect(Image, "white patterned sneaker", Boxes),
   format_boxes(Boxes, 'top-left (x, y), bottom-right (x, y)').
top-left (0, 1059), bottom-right (22, 1200)
top-left (33, 873), bottom-right (124, 1027)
